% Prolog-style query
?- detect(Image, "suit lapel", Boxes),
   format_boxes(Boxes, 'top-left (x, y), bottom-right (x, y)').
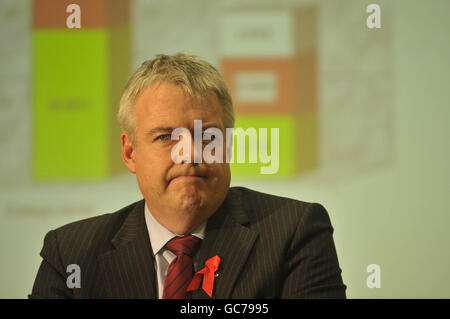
top-left (98, 200), bottom-right (158, 298)
top-left (192, 189), bottom-right (259, 299)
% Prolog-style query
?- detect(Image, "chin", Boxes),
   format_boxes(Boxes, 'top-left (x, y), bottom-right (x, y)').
top-left (176, 186), bottom-right (205, 211)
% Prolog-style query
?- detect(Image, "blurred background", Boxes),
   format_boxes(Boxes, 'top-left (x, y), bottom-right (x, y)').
top-left (0, 0), bottom-right (449, 298)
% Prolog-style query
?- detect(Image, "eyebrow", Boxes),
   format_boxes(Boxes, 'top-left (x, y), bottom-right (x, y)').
top-left (202, 122), bottom-right (222, 129)
top-left (145, 127), bottom-right (174, 137)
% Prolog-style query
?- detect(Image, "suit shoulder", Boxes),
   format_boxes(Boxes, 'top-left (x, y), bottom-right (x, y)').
top-left (231, 186), bottom-right (317, 210)
top-left (48, 200), bottom-right (143, 258)
top-left (229, 186), bottom-right (330, 223)
top-left (55, 200), bottom-right (141, 233)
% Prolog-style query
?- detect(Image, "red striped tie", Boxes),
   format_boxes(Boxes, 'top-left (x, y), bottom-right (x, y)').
top-left (162, 235), bottom-right (202, 299)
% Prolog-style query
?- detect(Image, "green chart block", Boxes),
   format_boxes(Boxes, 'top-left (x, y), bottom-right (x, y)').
top-left (32, 29), bottom-right (125, 180)
top-left (230, 115), bottom-right (296, 178)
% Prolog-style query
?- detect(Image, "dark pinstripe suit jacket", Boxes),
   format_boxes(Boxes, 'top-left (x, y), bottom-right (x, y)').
top-left (29, 187), bottom-right (346, 299)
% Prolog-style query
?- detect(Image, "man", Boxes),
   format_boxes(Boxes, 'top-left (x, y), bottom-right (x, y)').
top-left (30, 54), bottom-right (346, 299)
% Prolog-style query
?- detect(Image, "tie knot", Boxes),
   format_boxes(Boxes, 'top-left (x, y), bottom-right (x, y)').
top-left (165, 235), bottom-right (202, 257)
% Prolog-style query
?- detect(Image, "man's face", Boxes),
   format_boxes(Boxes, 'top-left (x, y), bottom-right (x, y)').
top-left (122, 81), bottom-right (231, 234)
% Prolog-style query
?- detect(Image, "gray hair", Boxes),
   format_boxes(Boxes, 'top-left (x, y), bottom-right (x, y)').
top-left (118, 53), bottom-right (234, 145)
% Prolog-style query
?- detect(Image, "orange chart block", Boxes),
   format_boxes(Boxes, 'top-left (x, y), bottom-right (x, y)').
top-left (33, 0), bottom-right (130, 28)
top-left (222, 58), bottom-right (295, 114)
top-left (222, 53), bottom-right (317, 114)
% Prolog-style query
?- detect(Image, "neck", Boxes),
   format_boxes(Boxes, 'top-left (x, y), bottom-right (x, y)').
top-left (148, 205), bottom-right (213, 235)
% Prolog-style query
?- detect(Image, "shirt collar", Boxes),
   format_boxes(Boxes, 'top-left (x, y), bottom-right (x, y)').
top-left (144, 201), bottom-right (206, 256)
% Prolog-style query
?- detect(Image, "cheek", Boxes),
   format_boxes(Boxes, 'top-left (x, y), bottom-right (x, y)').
top-left (134, 146), bottom-right (171, 180)
top-left (209, 164), bottom-right (231, 185)
top-left (135, 159), bottom-right (172, 197)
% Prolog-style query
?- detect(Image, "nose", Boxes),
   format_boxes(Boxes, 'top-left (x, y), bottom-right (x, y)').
top-left (181, 130), bottom-right (201, 165)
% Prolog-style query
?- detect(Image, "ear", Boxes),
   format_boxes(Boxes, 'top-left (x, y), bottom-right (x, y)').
top-left (121, 131), bottom-right (136, 173)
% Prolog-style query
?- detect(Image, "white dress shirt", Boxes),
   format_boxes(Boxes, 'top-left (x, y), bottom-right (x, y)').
top-left (144, 202), bottom-right (206, 299)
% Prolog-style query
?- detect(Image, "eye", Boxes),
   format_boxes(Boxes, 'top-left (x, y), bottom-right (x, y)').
top-left (156, 134), bottom-right (171, 142)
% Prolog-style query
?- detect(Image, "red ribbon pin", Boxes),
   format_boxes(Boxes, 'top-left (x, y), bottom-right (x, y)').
top-left (187, 255), bottom-right (221, 298)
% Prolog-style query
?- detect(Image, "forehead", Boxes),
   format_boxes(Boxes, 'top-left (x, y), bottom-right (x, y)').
top-left (135, 82), bottom-right (223, 128)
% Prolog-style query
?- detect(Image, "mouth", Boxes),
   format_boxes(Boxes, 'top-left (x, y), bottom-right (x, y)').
top-left (170, 175), bottom-right (206, 183)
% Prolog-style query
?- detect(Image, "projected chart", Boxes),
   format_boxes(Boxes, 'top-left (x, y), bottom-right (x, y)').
top-left (32, 0), bottom-right (130, 180)
top-left (220, 7), bottom-right (319, 178)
